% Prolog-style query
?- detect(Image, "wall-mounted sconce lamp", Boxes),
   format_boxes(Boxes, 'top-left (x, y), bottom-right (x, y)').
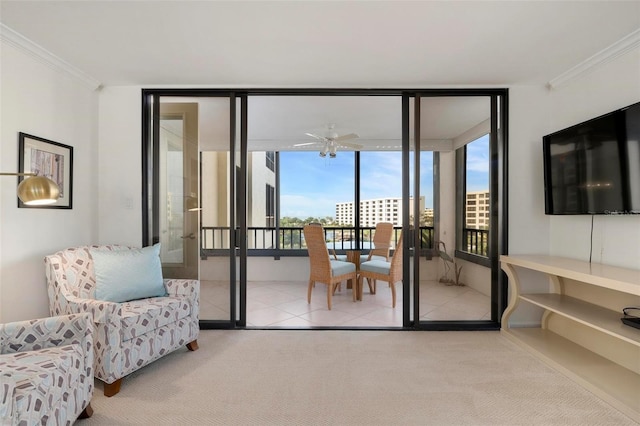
top-left (0, 172), bottom-right (60, 205)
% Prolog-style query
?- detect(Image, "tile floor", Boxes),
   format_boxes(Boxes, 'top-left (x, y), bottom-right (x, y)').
top-left (200, 279), bottom-right (492, 327)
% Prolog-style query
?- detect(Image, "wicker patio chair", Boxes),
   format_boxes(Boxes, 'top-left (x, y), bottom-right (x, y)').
top-left (365, 222), bottom-right (394, 261)
top-left (358, 232), bottom-right (403, 307)
top-left (332, 222), bottom-right (394, 262)
top-left (303, 224), bottom-right (357, 310)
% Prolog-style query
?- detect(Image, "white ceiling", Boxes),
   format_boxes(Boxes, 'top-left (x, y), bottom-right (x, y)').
top-left (2, 1), bottom-right (639, 150)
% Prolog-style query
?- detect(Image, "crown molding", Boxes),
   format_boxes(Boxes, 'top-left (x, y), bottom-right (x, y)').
top-left (548, 28), bottom-right (640, 90)
top-left (1, 23), bottom-right (102, 91)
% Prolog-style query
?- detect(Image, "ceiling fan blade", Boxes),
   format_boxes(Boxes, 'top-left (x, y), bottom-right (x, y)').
top-left (338, 141), bottom-right (363, 149)
top-left (304, 132), bottom-right (327, 141)
top-left (334, 133), bottom-right (359, 142)
top-left (293, 142), bottom-right (318, 147)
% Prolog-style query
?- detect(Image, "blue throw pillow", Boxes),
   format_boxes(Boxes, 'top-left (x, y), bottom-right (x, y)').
top-left (91, 244), bottom-right (167, 303)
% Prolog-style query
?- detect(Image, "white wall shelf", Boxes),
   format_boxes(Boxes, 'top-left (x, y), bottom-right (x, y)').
top-left (519, 293), bottom-right (640, 346)
top-left (500, 255), bottom-right (639, 294)
top-left (500, 254), bottom-right (640, 422)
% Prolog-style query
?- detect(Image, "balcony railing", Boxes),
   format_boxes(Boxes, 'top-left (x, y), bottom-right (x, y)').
top-left (461, 228), bottom-right (489, 257)
top-left (200, 226), bottom-right (490, 258)
top-left (201, 226), bottom-right (434, 256)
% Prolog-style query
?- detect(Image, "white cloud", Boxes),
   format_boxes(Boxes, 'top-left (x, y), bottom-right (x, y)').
top-left (466, 136), bottom-right (489, 173)
top-left (281, 194), bottom-right (340, 218)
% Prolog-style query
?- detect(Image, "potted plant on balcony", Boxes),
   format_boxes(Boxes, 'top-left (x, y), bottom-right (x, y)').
top-left (436, 241), bottom-right (464, 286)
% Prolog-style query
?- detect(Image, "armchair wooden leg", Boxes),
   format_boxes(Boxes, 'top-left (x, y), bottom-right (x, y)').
top-left (391, 281), bottom-right (397, 308)
top-left (104, 378), bottom-right (122, 397)
top-left (186, 340), bottom-right (199, 351)
top-left (78, 403), bottom-right (94, 419)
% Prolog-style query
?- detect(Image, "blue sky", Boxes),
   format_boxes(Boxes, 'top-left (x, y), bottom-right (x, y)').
top-left (465, 134), bottom-right (490, 192)
top-left (280, 135), bottom-right (489, 218)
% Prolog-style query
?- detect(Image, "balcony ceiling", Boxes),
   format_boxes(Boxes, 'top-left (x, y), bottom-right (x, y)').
top-left (2, 1), bottom-right (639, 150)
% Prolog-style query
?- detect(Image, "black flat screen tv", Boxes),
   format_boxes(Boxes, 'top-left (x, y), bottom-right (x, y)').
top-left (543, 101), bottom-right (640, 215)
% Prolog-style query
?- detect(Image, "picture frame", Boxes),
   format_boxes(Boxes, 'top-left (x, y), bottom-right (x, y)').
top-left (18, 132), bottom-right (73, 209)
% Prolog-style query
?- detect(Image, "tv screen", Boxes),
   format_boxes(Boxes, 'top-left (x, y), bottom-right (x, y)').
top-left (543, 102), bottom-right (640, 215)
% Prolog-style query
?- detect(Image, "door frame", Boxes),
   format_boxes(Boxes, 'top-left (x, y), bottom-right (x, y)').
top-left (158, 102), bottom-right (199, 279)
top-left (142, 88), bottom-right (508, 331)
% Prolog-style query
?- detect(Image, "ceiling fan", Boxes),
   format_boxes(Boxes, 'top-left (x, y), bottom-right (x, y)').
top-left (294, 124), bottom-right (361, 158)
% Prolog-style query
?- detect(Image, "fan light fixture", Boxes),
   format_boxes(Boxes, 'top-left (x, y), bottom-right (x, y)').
top-left (299, 124), bottom-right (361, 159)
top-left (318, 141), bottom-right (340, 158)
top-left (0, 172), bottom-right (60, 205)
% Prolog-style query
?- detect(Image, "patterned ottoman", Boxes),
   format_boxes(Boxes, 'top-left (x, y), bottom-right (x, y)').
top-left (0, 314), bottom-right (94, 425)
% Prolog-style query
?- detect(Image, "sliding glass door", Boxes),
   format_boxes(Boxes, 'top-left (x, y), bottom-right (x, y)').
top-left (143, 89), bottom-right (508, 330)
top-left (144, 92), bottom-right (242, 328)
top-left (157, 102), bottom-right (199, 280)
top-left (413, 93), bottom-right (507, 328)
top-left (245, 95), bottom-right (401, 327)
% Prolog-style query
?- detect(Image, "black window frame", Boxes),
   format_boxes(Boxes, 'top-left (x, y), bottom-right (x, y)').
top-left (454, 132), bottom-right (495, 269)
top-left (266, 183), bottom-right (275, 228)
top-left (265, 151), bottom-right (275, 172)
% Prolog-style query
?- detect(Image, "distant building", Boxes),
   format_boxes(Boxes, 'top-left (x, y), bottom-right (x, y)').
top-left (335, 196), bottom-right (425, 227)
top-left (466, 190), bottom-right (490, 229)
top-left (201, 150), bottom-right (276, 249)
top-left (422, 208), bottom-right (434, 226)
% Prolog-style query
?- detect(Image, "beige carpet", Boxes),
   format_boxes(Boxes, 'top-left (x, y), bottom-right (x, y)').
top-left (78, 330), bottom-right (636, 425)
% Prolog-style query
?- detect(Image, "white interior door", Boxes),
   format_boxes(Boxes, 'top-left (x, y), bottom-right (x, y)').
top-left (159, 102), bottom-right (199, 279)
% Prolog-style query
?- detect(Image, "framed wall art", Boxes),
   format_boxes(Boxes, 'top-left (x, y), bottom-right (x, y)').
top-left (18, 132), bottom-right (73, 209)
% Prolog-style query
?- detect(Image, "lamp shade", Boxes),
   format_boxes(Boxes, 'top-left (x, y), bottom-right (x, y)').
top-left (17, 176), bottom-right (60, 205)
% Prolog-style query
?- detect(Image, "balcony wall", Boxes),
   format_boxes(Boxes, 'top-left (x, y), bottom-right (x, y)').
top-left (199, 255), bottom-right (488, 288)
top-left (455, 258), bottom-right (491, 297)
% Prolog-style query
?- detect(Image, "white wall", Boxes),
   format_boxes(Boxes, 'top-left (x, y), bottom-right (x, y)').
top-left (98, 59), bottom-right (640, 304)
top-left (0, 42), bottom-right (99, 322)
top-left (507, 49), bottom-right (640, 269)
top-left (97, 86), bottom-right (143, 246)
top-left (6, 43), bottom-right (635, 323)
top-left (438, 151), bottom-right (456, 253)
top-left (504, 48), bottom-right (640, 327)
top-left (545, 50), bottom-right (640, 269)
top-left (506, 85), bottom-right (552, 256)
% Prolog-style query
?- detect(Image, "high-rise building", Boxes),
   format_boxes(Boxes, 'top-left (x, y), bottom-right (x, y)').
top-left (466, 190), bottom-right (490, 229)
top-left (335, 196), bottom-right (425, 227)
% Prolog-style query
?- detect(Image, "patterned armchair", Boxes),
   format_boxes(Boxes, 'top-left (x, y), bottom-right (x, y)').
top-left (45, 245), bottom-right (200, 397)
top-left (0, 313), bottom-right (94, 425)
